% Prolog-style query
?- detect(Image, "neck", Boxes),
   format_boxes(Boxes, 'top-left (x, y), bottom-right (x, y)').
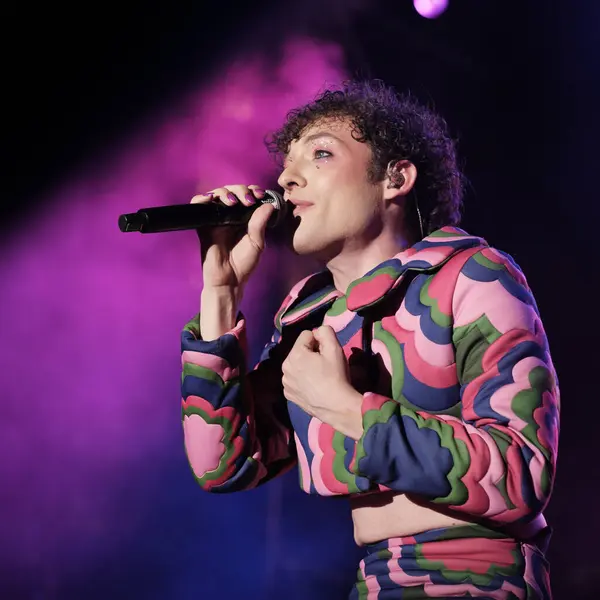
top-left (326, 232), bottom-right (412, 294)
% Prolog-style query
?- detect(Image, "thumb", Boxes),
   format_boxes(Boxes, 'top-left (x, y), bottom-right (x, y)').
top-left (312, 326), bottom-right (341, 354)
top-left (297, 329), bottom-right (318, 351)
top-left (247, 203), bottom-right (275, 250)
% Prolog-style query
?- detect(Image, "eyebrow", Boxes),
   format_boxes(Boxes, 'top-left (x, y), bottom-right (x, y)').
top-left (284, 131), bottom-right (345, 164)
top-left (300, 131), bottom-right (345, 145)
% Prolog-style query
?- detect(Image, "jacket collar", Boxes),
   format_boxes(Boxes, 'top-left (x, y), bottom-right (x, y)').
top-left (275, 226), bottom-right (487, 331)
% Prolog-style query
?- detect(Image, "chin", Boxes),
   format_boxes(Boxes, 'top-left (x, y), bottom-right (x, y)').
top-left (290, 234), bottom-right (320, 256)
top-left (291, 229), bottom-right (340, 262)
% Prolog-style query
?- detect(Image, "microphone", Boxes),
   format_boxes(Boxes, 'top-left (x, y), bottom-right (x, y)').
top-left (118, 189), bottom-right (288, 233)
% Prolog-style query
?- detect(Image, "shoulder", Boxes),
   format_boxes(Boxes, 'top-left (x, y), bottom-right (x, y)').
top-left (454, 246), bottom-right (532, 295)
top-left (452, 246), bottom-right (543, 339)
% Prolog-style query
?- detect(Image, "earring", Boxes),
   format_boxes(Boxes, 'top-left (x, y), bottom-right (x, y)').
top-left (387, 174), bottom-right (405, 189)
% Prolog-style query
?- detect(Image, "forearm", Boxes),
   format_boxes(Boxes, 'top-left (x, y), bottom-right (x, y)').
top-left (352, 393), bottom-right (556, 524)
top-left (182, 315), bottom-right (295, 492)
top-left (199, 285), bottom-right (243, 341)
top-left (315, 384), bottom-right (364, 441)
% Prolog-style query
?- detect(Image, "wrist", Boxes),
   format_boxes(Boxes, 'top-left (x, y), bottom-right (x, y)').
top-left (323, 384), bottom-right (364, 441)
top-left (343, 388), bottom-right (365, 441)
top-left (199, 286), bottom-right (243, 340)
top-left (201, 284), bottom-right (243, 302)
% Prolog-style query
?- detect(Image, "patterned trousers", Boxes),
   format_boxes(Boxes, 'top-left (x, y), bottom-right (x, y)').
top-left (348, 524), bottom-right (551, 599)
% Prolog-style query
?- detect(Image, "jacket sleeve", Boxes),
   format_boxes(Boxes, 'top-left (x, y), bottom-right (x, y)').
top-left (351, 248), bottom-right (560, 525)
top-left (181, 313), bottom-right (296, 492)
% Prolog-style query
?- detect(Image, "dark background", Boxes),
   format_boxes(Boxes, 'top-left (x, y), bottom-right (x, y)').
top-left (2, 1), bottom-right (598, 598)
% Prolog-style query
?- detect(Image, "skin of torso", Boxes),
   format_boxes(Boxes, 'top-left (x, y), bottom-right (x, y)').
top-left (350, 492), bottom-right (473, 545)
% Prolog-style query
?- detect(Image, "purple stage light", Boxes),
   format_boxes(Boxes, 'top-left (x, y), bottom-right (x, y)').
top-left (0, 37), bottom-right (346, 589)
top-left (413, 0), bottom-right (448, 19)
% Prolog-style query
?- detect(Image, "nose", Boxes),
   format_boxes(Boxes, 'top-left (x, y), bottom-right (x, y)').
top-left (277, 163), bottom-right (307, 193)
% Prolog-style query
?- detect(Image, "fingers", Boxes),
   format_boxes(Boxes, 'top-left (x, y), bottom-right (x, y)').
top-left (191, 185), bottom-right (266, 207)
top-left (296, 329), bottom-right (319, 352)
top-left (312, 326), bottom-right (341, 354)
top-left (247, 185), bottom-right (266, 202)
top-left (297, 329), bottom-right (315, 347)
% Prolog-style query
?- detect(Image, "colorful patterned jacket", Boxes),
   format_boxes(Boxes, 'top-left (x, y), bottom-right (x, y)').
top-left (181, 227), bottom-right (559, 530)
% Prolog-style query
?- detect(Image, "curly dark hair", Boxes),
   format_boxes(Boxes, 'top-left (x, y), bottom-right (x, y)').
top-left (265, 80), bottom-right (464, 237)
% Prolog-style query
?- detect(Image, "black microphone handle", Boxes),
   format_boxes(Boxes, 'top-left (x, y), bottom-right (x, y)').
top-left (118, 190), bottom-right (287, 233)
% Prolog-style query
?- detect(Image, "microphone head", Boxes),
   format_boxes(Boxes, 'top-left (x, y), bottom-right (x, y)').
top-left (262, 190), bottom-right (288, 228)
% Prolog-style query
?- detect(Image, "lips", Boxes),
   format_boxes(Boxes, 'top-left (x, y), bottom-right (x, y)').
top-left (289, 199), bottom-right (313, 217)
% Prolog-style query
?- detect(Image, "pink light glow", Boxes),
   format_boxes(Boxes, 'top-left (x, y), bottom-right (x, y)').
top-left (0, 37), bottom-right (345, 580)
top-left (413, 0), bottom-right (448, 19)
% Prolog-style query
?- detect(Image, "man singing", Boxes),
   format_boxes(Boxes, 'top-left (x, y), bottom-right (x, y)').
top-left (181, 80), bottom-right (559, 598)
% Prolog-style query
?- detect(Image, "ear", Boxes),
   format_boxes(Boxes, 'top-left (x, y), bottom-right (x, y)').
top-left (382, 160), bottom-right (417, 202)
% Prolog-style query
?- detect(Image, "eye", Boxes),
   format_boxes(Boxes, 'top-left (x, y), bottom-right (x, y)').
top-left (313, 149), bottom-right (332, 160)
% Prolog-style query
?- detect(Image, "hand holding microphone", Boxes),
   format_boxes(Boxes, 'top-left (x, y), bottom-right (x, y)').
top-left (192, 185), bottom-right (279, 340)
top-left (118, 184), bottom-right (287, 339)
top-left (118, 183), bottom-right (286, 287)
top-left (190, 184), bottom-right (277, 291)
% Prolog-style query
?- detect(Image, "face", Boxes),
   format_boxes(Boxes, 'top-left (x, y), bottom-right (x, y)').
top-left (277, 118), bottom-right (388, 261)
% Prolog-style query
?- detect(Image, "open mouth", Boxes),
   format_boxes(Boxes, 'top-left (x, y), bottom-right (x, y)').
top-left (293, 205), bottom-right (312, 217)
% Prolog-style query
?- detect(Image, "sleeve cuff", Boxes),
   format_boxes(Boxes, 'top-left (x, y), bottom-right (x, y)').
top-left (183, 311), bottom-right (246, 341)
top-left (181, 311), bottom-right (248, 370)
top-left (350, 392), bottom-right (393, 481)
